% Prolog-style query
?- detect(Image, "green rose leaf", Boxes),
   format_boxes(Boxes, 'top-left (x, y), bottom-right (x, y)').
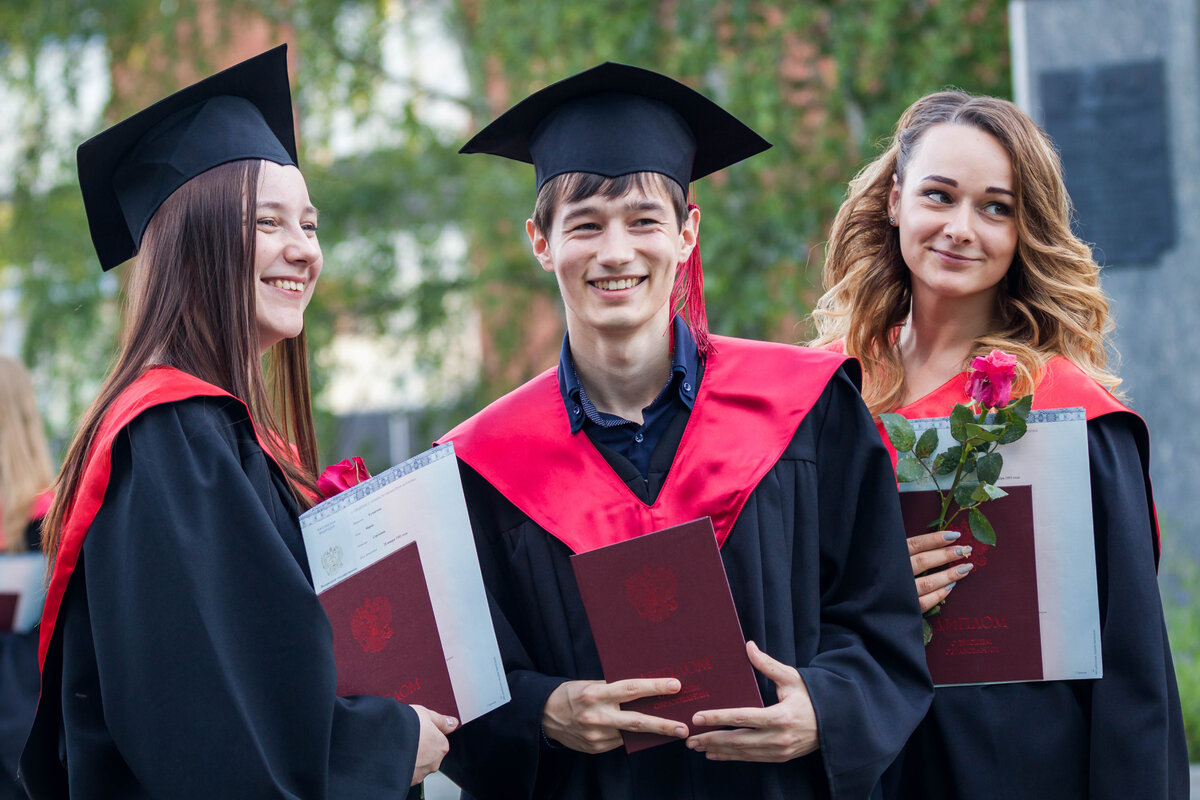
top-left (915, 428), bottom-right (939, 460)
top-left (981, 483), bottom-right (1009, 500)
top-left (969, 507), bottom-right (997, 546)
top-left (922, 618), bottom-right (933, 646)
top-left (954, 480), bottom-right (981, 508)
top-left (964, 423), bottom-right (1004, 442)
top-left (1006, 394), bottom-right (1033, 420)
top-left (896, 455), bottom-right (926, 483)
top-left (976, 452), bottom-right (1003, 484)
top-left (963, 452), bottom-right (978, 475)
top-left (950, 404), bottom-right (975, 443)
top-left (880, 413), bottom-right (916, 452)
top-left (933, 445), bottom-right (962, 475)
top-left (998, 415), bottom-right (1027, 444)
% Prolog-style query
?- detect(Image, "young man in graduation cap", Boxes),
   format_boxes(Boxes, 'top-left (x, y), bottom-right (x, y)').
top-left (438, 63), bottom-right (932, 800)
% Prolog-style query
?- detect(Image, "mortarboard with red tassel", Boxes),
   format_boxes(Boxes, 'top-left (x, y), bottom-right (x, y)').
top-left (460, 62), bottom-right (770, 357)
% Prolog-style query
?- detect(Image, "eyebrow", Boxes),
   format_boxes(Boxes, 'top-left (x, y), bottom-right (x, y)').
top-left (257, 200), bottom-right (320, 219)
top-left (561, 199), bottom-right (668, 223)
top-left (920, 174), bottom-right (1014, 198)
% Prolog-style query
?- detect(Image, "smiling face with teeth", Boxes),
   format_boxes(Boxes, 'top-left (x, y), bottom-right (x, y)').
top-left (253, 161), bottom-right (322, 353)
top-left (527, 172), bottom-right (698, 350)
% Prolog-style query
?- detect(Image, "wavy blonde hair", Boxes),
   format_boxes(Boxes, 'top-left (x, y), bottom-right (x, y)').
top-left (811, 91), bottom-right (1119, 416)
top-left (0, 355), bottom-right (53, 552)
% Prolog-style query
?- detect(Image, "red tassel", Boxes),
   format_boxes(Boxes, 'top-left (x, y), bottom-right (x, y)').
top-left (672, 201), bottom-right (714, 356)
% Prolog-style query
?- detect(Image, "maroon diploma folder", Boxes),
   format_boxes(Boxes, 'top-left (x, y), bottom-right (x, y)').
top-left (0, 594), bottom-right (17, 633)
top-left (318, 541), bottom-right (459, 719)
top-left (570, 517), bottom-right (763, 752)
top-left (901, 484), bottom-right (1043, 685)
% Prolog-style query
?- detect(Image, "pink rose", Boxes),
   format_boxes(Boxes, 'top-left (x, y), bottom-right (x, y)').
top-left (317, 457), bottom-right (371, 499)
top-left (966, 350), bottom-right (1018, 409)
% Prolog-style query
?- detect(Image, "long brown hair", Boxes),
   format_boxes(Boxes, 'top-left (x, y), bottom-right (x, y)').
top-left (0, 355), bottom-right (54, 552)
top-left (42, 159), bottom-right (319, 561)
top-left (811, 91), bottom-right (1118, 415)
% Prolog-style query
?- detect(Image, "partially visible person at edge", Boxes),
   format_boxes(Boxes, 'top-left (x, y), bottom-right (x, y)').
top-left (811, 90), bottom-right (1187, 798)
top-left (0, 355), bottom-right (53, 799)
top-left (18, 46), bottom-right (455, 799)
top-left (434, 62), bottom-right (932, 800)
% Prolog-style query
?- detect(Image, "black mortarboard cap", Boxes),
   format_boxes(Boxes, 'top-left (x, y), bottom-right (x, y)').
top-left (78, 45), bottom-right (298, 271)
top-left (459, 62), bottom-right (770, 191)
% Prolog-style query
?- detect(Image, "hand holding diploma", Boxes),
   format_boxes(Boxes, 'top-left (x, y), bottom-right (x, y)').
top-left (410, 705), bottom-right (457, 786)
top-left (908, 529), bottom-right (974, 613)
top-left (686, 641), bottom-right (818, 763)
top-left (541, 677), bottom-right (689, 753)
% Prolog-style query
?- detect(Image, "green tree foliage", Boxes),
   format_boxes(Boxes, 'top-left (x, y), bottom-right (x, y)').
top-left (0, 0), bottom-right (1010, 441)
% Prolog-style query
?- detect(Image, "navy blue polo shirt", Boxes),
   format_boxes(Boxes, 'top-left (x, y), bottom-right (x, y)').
top-left (557, 315), bottom-right (699, 480)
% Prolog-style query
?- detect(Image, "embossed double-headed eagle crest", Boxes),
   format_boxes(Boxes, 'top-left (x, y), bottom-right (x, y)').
top-left (350, 596), bottom-right (394, 653)
top-left (320, 545), bottom-right (343, 577)
top-left (624, 565), bottom-right (680, 622)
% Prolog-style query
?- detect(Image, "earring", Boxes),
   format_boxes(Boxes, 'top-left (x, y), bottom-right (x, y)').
top-left (888, 215), bottom-right (896, 226)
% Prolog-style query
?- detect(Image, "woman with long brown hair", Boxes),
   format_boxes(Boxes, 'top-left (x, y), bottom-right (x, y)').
top-left (19, 47), bottom-right (454, 798)
top-left (0, 355), bottom-right (52, 799)
top-left (813, 91), bottom-right (1186, 797)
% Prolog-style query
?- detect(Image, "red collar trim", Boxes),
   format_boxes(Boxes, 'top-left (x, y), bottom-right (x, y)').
top-left (439, 337), bottom-right (850, 554)
top-left (38, 367), bottom-right (279, 671)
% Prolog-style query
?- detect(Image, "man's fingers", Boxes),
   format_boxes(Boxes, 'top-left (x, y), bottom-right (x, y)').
top-left (600, 677), bottom-right (681, 702)
top-left (686, 727), bottom-right (797, 762)
top-left (691, 704), bottom-right (774, 729)
top-left (612, 710), bottom-right (688, 738)
top-left (745, 641), bottom-right (801, 687)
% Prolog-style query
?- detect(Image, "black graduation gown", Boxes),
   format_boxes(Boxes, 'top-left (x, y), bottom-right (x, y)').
top-left (882, 414), bottom-right (1189, 799)
top-left (19, 397), bottom-right (422, 799)
top-left (441, 368), bottom-right (934, 800)
top-left (0, 520), bottom-right (42, 799)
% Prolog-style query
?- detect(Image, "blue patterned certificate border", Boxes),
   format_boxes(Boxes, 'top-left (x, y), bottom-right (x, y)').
top-left (906, 407), bottom-right (1085, 432)
top-left (300, 441), bottom-right (457, 523)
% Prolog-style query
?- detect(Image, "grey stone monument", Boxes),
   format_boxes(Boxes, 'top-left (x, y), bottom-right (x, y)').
top-left (1010, 0), bottom-right (1200, 552)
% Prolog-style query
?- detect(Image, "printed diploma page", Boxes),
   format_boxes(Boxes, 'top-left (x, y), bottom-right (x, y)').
top-left (899, 408), bottom-right (1101, 686)
top-left (299, 442), bottom-right (509, 723)
top-left (571, 517), bottom-right (763, 752)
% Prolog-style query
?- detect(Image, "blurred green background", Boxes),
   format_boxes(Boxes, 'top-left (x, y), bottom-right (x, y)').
top-left (3, 0), bottom-right (1196, 762)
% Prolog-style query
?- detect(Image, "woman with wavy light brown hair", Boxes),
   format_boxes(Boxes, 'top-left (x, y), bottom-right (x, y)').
top-left (0, 355), bottom-right (51, 800)
top-left (813, 91), bottom-right (1186, 798)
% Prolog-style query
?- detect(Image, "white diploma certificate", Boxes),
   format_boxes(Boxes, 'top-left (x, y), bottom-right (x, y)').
top-left (0, 552), bottom-right (47, 634)
top-left (900, 408), bottom-right (1102, 682)
top-left (300, 442), bottom-right (510, 722)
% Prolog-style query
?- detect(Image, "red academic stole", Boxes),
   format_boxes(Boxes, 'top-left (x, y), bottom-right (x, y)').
top-left (36, 367), bottom-right (282, 672)
top-left (884, 355), bottom-right (1160, 564)
top-left (438, 336), bottom-right (850, 554)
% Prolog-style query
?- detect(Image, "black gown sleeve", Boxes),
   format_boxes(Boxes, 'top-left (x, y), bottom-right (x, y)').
top-left (58, 399), bottom-right (421, 798)
top-left (800, 369), bottom-right (934, 798)
top-left (1085, 413), bottom-right (1188, 798)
